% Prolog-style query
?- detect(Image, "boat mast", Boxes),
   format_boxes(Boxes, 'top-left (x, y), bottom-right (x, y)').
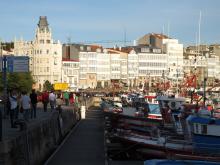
top-left (198, 11), bottom-right (206, 107)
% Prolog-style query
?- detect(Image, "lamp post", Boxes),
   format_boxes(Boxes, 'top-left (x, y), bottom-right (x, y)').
top-left (176, 67), bottom-right (179, 96)
top-left (0, 40), bottom-right (2, 141)
top-left (162, 70), bottom-right (165, 92)
top-left (0, 40), bottom-right (7, 141)
top-left (145, 71), bottom-right (150, 93)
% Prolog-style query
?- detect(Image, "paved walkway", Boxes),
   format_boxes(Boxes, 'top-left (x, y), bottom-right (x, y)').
top-left (0, 103), bottom-right (75, 141)
top-left (46, 107), bottom-right (105, 165)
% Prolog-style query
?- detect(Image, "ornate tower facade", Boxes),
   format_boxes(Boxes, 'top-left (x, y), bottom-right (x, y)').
top-left (14, 16), bottom-right (62, 91)
top-left (34, 16), bottom-right (52, 44)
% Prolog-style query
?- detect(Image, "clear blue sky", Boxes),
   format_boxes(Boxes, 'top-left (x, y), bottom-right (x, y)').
top-left (0, 0), bottom-right (220, 47)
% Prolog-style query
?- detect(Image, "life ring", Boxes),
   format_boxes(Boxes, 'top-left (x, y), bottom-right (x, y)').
top-left (168, 101), bottom-right (180, 110)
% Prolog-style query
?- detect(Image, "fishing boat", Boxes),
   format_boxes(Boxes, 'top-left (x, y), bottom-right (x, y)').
top-left (102, 95), bottom-right (163, 136)
top-left (111, 95), bottom-right (220, 162)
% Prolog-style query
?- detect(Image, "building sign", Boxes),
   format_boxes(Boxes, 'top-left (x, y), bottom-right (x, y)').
top-left (53, 83), bottom-right (69, 90)
top-left (6, 56), bottom-right (14, 72)
top-left (0, 56), bottom-right (29, 72)
top-left (13, 56), bottom-right (29, 72)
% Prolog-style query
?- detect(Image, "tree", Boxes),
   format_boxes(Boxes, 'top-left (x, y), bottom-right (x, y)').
top-left (0, 72), bottom-right (34, 93)
top-left (43, 80), bottom-right (53, 91)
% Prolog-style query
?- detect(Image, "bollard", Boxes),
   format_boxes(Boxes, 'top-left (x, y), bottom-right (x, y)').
top-left (81, 106), bottom-right (86, 119)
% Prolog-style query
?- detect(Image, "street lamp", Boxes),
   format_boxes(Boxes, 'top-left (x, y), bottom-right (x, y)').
top-left (145, 71), bottom-right (150, 92)
top-left (176, 67), bottom-right (179, 96)
top-left (162, 70), bottom-right (165, 91)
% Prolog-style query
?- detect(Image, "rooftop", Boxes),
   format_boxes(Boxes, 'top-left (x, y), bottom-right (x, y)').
top-left (38, 16), bottom-right (49, 30)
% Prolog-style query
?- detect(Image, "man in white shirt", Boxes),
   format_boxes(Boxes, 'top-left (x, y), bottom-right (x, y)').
top-left (49, 91), bottom-right (56, 111)
top-left (21, 91), bottom-right (31, 121)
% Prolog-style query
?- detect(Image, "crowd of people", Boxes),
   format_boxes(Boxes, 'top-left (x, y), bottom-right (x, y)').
top-left (7, 89), bottom-right (80, 128)
top-left (7, 89), bottom-right (38, 128)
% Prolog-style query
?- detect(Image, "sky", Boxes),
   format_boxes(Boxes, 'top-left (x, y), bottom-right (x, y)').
top-left (0, 0), bottom-right (220, 47)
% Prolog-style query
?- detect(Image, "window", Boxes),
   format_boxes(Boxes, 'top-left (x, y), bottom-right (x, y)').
top-left (47, 40), bottom-right (50, 44)
top-left (195, 124), bottom-right (199, 133)
top-left (141, 48), bottom-right (150, 53)
top-left (201, 125), bottom-right (207, 134)
top-left (54, 58), bottom-right (57, 65)
top-left (80, 46), bottom-right (84, 51)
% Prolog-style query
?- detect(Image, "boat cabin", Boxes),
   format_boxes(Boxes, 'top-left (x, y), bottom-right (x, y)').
top-left (187, 114), bottom-right (220, 154)
top-left (156, 96), bottom-right (186, 133)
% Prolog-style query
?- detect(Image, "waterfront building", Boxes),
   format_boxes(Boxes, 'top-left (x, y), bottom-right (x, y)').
top-left (62, 59), bottom-right (79, 91)
top-left (184, 44), bottom-right (220, 85)
top-left (137, 46), bottom-right (167, 89)
top-left (109, 45), bottom-right (167, 90)
top-left (79, 45), bottom-right (100, 89)
top-left (14, 16), bottom-right (62, 90)
top-left (106, 48), bottom-right (128, 89)
top-left (126, 46), bottom-right (167, 89)
top-left (208, 44), bottom-right (220, 80)
top-left (163, 38), bottom-right (184, 81)
top-left (65, 44), bottom-right (111, 89)
top-left (136, 33), bottom-right (168, 48)
top-left (136, 33), bottom-right (184, 82)
top-left (96, 50), bottom-right (111, 88)
top-left (127, 49), bottom-right (138, 87)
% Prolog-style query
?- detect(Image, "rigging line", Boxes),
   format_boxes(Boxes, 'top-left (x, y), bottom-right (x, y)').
top-left (73, 40), bottom-right (132, 44)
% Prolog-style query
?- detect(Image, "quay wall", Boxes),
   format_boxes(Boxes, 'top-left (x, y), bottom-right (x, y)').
top-left (0, 97), bottom-right (95, 165)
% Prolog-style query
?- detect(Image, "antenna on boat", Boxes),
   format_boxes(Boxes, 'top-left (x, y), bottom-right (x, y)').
top-left (162, 25), bottom-right (165, 92)
top-left (198, 11), bottom-right (201, 56)
top-left (123, 25), bottom-right (127, 47)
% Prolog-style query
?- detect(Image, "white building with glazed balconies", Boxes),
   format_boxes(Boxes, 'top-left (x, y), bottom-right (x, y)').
top-left (163, 39), bottom-right (184, 80)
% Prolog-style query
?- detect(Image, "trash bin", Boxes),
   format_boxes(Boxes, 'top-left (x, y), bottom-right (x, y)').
top-left (81, 106), bottom-right (86, 119)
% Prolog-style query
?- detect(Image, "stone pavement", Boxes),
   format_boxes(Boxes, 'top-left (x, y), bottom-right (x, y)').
top-left (0, 102), bottom-right (75, 141)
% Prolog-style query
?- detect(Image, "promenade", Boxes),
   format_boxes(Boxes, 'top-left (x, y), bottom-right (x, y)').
top-left (0, 103), bottom-right (75, 141)
top-left (0, 101), bottom-right (79, 165)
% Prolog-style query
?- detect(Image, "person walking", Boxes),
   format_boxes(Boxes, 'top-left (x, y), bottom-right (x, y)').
top-left (42, 90), bottom-right (49, 112)
top-left (56, 93), bottom-right (63, 114)
top-left (21, 91), bottom-right (31, 122)
top-left (63, 91), bottom-right (69, 106)
top-left (9, 90), bottom-right (18, 128)
top-left (30, 89), bottom-right (38, 118)
top-left (69, 92), bottom-right (73, 104)
top-left (49, 90), bottom-right (56, 111)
